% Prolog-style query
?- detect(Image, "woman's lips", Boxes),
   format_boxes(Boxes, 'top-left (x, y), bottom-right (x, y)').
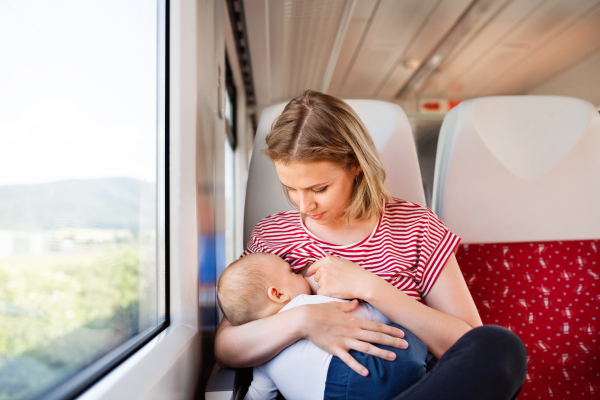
top-left (307, 212), bottom-right (325, 220)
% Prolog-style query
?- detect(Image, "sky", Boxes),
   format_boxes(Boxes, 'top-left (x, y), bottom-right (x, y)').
top-left (0, 0), bottom-right (159, 186)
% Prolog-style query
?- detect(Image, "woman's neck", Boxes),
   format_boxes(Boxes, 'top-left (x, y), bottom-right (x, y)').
top-left (303, 213), bottom-right (379, 246)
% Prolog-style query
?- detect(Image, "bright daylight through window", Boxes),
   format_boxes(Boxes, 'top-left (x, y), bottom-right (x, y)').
top-left (0, 0), bottom-right (167, 398)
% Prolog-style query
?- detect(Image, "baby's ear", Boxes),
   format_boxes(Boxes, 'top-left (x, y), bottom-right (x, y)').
top-left (267, 286), bottom-right (290, 303)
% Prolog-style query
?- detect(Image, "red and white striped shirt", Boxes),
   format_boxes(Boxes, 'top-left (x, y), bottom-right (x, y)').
top-left (242, 198), bottom-right (460, 301)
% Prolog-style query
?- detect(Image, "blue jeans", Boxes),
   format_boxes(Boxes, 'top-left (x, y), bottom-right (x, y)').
top-left (324, 324), bottom-right (428, 400)
top-left (391, 325), bottom-right (527, 400)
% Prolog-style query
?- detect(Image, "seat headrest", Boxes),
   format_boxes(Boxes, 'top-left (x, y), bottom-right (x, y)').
top-left (244, 99), bottom-right (424, 244)
top-left (433, 95), bottom-right (600, 243)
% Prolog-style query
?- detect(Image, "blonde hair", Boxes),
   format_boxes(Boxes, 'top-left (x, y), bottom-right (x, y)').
top-left (263, 90), bottom-right (390, 220)
top-left (217, 253), bottom-right (273, 326)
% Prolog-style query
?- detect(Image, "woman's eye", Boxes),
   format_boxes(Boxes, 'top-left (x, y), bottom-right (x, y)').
top-left (285, 186), bottom-right (296, 192)
top-left (312, 186), bottom-right (328, 194)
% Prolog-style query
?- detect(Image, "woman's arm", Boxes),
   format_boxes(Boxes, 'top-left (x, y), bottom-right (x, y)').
top-left (422, 253), bottom-right (482, 329)
top-left (216, 309), bottom-right (303, 368)
top-left (215, 299), bottom-right (407, 376)
top-left (307, 253), bottom-right (482, 359)
top-left (362, 254), bottom-right (482, 358)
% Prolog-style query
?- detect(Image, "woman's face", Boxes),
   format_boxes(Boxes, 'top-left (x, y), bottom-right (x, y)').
top-left (275, 160), bottom-right (360, 226)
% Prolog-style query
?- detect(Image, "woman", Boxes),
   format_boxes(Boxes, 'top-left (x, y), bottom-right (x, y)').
top-left (215, 90), bottom-right (526, 399)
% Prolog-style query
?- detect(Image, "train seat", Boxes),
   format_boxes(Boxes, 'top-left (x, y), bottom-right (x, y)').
top-left (432, 96), bottom-right (600, 398)
top-left (207, 99), bottom-right (425, 400)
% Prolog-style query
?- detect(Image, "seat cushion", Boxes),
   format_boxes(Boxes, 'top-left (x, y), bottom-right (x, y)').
top-left (456, 239), bottom-right (600, 398)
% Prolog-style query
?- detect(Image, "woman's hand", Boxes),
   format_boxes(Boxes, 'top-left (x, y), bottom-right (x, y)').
top-left (298, 300), bottom-right (407, 376)
top-left (305, 255), bottom-right (378, 300)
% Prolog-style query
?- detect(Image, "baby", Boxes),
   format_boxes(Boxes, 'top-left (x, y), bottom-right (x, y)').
top-left (217, 253), bottom-right (429, 400)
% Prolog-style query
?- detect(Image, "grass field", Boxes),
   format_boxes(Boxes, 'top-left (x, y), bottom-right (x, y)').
top-left (0, 248), bottom-right (142, 399)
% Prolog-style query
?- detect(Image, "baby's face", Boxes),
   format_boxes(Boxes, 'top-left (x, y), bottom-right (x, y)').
top-left (266, 255), bottom-right (312, 299)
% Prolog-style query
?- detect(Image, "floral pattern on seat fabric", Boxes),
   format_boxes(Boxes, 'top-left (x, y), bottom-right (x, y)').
top-left (456, 239), bottom-right (600, 399)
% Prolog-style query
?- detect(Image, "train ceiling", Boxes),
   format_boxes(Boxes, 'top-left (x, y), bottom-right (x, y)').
top-left (242, 0), bottom-right (600, 112)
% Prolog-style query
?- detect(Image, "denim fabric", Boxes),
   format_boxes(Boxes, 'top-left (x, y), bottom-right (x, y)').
top-left (391, 325), bottom-right (527, 400)
top-left (324, 324), bottom-right (428, 400)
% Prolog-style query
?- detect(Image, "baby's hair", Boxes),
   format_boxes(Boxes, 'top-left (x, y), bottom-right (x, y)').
top-left (217, 253), bottom-right (273, 326)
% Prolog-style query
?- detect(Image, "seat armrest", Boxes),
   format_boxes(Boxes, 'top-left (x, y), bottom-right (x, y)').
top-left (205, 364), bottom-right (252, 400)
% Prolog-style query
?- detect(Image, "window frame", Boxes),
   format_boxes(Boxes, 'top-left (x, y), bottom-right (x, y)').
top-left (34, 1), bottom-right (171, 398)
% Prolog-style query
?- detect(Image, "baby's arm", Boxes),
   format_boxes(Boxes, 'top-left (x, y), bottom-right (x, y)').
top-left (244, 366), bottom-right (279, 400)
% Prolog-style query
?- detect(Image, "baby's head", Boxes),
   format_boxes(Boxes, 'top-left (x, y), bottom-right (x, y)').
top-left (217, 252), bottom-right (311, 326)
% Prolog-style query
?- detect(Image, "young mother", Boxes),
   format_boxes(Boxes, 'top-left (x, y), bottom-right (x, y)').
top-left (215, 91), bottom-right (526, 399)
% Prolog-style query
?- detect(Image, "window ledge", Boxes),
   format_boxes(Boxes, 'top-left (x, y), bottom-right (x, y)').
top-left (77, 325), bottom-right (199, 400)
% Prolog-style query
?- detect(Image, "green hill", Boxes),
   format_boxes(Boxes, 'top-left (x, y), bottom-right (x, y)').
top-left (0, 178), bottom-right (156, 231)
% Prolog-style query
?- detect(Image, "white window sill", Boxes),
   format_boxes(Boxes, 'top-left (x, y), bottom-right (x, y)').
top-left (77, 324), bottom-right (199, 400)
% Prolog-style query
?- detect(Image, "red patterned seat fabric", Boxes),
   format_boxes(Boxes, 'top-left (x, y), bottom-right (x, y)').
top-left (456, 239), bottom-right (600, 399)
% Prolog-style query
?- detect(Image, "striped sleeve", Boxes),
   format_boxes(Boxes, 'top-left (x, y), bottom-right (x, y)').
top-left (241, 226), bottom-right (271, 257)
top-left (416, 208), bottom-right (461, 298)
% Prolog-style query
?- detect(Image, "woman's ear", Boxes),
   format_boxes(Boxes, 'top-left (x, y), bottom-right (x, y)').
top-left (267, 286), bottom-right (290, 303)
top-left (354, 163), bottom-right (363, 175)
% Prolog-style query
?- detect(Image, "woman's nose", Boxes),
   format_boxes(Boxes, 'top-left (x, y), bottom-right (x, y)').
top-left (297, 192), bottom-right (316, 214)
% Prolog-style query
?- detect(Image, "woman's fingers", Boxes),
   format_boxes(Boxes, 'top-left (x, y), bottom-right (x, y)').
top-left (345, 338), bottom-right (399, 362)
top-left (329, 301), bottom-right (407, 348)
top-left (355, 324), bottom-right (408, 349)
top-left (331, 299), bottom-right (359, 312)
top-left (332, 336), bottom-right (406, 376)
top-left (305, 260), bottom-right (323, 277)
top-left (302, 302), bottom-right (410, 376)
top-left (306, 256), bottom-right (376, 299)
top-left (360, 319), bottom-right (406, 340)
top-left (332, 348), bottom-right (370, 377)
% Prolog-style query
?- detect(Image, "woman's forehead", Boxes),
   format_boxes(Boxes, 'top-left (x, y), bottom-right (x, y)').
top-left (275, 160), bottom-right (348, 186)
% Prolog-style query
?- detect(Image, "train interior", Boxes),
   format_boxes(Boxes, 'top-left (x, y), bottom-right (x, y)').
top-left (1, 0), bottom-right (599, 399)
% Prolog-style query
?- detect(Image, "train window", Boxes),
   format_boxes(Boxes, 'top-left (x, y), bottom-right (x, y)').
top-left (0, 0), bottom-right (168, 398)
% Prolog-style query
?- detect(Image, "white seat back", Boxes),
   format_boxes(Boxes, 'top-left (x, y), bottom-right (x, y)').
top-left (244, 100), bottom-right (425, 244)
top-left (432, 95), bottom-right (600, 244)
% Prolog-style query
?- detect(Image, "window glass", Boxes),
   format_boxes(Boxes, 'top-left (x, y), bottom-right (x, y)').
top-left (0, 0), bottom-right (166, 398)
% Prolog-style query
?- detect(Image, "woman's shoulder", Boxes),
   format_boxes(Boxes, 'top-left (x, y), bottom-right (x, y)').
top-left (246, 209), bottom-right (305, 254)
top-left (385, 197), bottom-right (434, 217)
top-left (383, 197), bottom-right (449, 233)
top-left (252, 209), bottom-right (302, 234)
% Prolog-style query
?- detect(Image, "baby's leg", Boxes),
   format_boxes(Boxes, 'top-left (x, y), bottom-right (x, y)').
top-left (323, 324), bottom-right (428, 400)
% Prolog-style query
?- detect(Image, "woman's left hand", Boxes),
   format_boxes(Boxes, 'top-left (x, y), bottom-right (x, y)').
top-left (305, 255), bottom-right (377, 299)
